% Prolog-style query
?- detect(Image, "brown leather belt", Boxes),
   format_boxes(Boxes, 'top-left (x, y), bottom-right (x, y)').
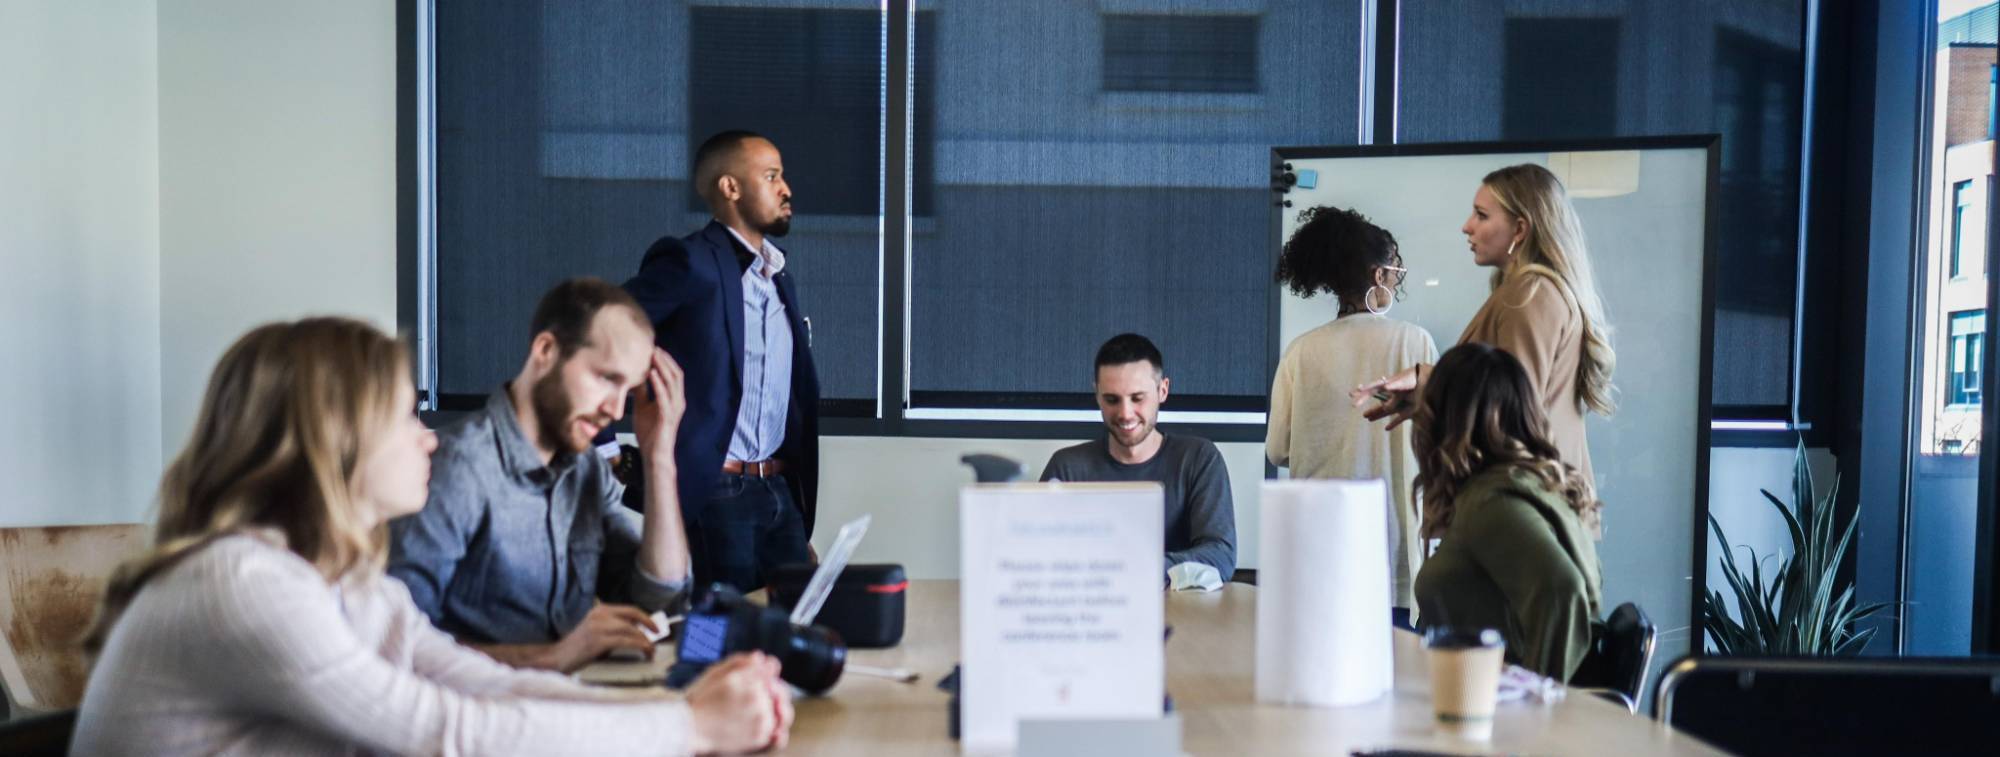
top-left (722, 458), bottom-right (786, 477)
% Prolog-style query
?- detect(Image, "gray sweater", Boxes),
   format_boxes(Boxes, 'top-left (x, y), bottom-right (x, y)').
top-left (1040, 433), bottom-right (1237, 581)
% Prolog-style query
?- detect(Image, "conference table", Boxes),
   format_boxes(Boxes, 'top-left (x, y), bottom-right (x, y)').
top-left (580, 580), bottom-right (1725, 755)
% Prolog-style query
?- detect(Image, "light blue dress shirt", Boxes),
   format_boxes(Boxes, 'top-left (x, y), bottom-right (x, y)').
top-left (722, 225), bottom-right (793, 463)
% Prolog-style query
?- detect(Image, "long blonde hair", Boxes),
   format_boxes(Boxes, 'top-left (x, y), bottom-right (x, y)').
top-left (1414, 343), bottom-right (1601, 539)
top-left (84, 318), bottom-right (410, 653)
top-left (1482, 163), bottom-right (1617, 416)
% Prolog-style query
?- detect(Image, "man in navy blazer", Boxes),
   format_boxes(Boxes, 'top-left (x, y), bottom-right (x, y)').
top-left (623, 130), bottom-right (819, 593)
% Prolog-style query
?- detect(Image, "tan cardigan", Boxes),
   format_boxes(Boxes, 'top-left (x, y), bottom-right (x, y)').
top-left (1457, 269), bottom-right (1593, 484)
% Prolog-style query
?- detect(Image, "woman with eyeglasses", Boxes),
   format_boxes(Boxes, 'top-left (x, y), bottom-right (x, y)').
top-left (75, 317), bottom-right (791, 756)
top-left (1354, 163), bottom-right (1616, 501)
top-left (1267, 205), bottom-right (1438, 625)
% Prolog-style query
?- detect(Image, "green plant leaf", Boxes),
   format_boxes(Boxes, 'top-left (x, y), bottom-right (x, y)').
top-left (1706, 439), bottom-right (1891, 657)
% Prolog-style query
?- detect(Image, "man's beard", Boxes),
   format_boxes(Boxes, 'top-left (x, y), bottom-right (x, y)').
top-left (761, 210), bottom-right (791, 238)
top-left (1106, 415), bottom-right (1155, 448)
top-left (531, 367), bottom-right (590, 455)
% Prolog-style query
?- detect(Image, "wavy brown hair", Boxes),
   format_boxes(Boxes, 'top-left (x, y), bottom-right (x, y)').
top-left (1412, 342), bottom-right (1600, 540)
top-left (84, 317), bottom-right (410, 653)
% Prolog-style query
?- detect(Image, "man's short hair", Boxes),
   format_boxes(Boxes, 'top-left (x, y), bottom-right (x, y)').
top-left (1094, 333), bottom-right (1164, 377)
top-left (692, 129), bottom-right (768, 201)
top-left (530, 277), bottom-right (650, 358)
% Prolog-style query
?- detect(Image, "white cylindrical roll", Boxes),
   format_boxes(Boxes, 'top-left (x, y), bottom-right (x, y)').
top-left (1255, 479), bottom-right (1393, 706)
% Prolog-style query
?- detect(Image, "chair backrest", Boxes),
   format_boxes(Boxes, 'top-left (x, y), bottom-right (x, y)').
top-left (1569, 601), bottom-right (1656, 708)
top-left (1655, 654), bottom-right (2000, 755)
top-left (1599, 601), bottom-right (1656, 701)
top-left (0, 525), bottom-right (148, 711)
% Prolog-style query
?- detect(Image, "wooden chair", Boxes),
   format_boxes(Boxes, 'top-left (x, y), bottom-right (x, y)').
top-left (0, 524), bottom-right (148, 714)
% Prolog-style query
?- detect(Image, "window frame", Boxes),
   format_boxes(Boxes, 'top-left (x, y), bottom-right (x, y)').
top-left (1949, 309), bottom-right (1986, 408)
top-left (1955, 179), bottom-right (1975, 279)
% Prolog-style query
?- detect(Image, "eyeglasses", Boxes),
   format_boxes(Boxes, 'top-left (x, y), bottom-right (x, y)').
top-left (1382, 264), bottom-right (1408, 286)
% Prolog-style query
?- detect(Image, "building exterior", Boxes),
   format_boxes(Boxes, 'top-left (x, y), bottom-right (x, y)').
top-left (1920, 31), bottom-right (1995, 455)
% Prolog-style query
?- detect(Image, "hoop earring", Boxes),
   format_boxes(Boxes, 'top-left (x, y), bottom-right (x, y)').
top-left (1366, 284), bottom-right (1392, 316)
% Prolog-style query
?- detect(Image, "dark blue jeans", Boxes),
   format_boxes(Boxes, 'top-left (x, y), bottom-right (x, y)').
top-left (689, 472), bottom-right (811, 593)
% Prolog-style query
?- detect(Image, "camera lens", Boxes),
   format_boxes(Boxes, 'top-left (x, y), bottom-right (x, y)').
top-left (744, 601), bottom-right (847, 694)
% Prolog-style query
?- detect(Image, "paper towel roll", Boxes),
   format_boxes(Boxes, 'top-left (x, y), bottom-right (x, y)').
top-left (1256, 479), bottom-right (1393, 706)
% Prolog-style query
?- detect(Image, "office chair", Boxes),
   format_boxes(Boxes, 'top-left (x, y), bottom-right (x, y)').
top-left (0, 525), bottom-right (147, 712)
top-left (1654, 654), bottom-right (2000, 755)
top-left (1569, 601), bottom-right (1656, 713)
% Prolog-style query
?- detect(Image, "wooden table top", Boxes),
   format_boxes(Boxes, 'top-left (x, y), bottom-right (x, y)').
top-left (580, 580), bottom-right (1724, 756)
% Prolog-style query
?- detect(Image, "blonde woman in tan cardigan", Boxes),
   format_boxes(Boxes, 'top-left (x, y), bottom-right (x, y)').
top-left (1267, 206), bottom-right (1437, 625)
top-left (1353, 163), bottom-right (1616, 489)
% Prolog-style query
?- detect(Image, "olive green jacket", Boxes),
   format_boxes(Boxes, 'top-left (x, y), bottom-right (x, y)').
top-left (1413, 465), bottom-right (1603, 681)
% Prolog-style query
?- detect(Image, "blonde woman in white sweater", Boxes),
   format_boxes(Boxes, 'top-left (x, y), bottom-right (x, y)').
top-left (1267, 206), bottom-right (1438, 627)
top-left (75, 317), bottom-right (791, 756)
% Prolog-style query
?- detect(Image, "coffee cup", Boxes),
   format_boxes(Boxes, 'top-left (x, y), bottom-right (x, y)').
top-left (1423, 627), bottom-right (1505, 741)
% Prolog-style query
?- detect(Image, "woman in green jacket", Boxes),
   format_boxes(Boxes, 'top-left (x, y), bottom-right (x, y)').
top-left (1411, 342), bottom-right (1603, 682)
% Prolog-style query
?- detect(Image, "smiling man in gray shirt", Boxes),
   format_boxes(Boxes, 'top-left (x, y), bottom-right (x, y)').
top-left (390, 278), bottom-right (692, 672)
top-left (1041, 333), bottom-right (1237, 582)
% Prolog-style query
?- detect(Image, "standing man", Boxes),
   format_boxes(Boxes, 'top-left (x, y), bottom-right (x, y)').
top-left (1041, 333), bottom-right (1237, 583)
top-left (389, 278), bottom-right (691, 672)
top-left (624, 130), bottom-right (819, 593)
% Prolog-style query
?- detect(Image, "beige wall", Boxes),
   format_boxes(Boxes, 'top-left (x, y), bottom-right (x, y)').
top-left (0, 0), bottom-right (162, 526)
top-left (158, 0), bottom-right (400, 454)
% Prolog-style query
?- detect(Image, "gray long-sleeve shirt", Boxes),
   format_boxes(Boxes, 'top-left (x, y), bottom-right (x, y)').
top-left (1040, 433), bottom-right (1237, 582)
top-left (387, 389), bottom-right (687, 644)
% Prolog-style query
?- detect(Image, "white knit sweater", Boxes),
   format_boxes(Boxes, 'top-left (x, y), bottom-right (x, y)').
top-left (1266, 313), bottom-right (1438, 608)
top-left (74, 531), bottom-right (695, 756)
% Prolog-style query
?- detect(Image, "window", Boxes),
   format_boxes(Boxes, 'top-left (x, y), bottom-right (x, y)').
top-left (1954, 180), bottom-right (1975, 278)
top-left (689, 8), bottom-right (884, 217)
top-left (428, 0), bottom-right (883, 405)
top-left (1101, 15), bottom-right (1259, 94)
top-left (1905, 2), bottom-right (1997, 657)
top-left (413, 1), bottom-right (1818, 434)
top-left (909, 2), bottom-right (1356, 418)
top-left (1502, 18), bottom-right (1620, 140)
top-left (1400, 3), bottom-right (1805, 413)
top-left (1949, 310), bottom-right (1985, 407)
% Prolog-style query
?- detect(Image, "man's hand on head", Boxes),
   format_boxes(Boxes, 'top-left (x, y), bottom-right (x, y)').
top-left (633, 347), bottom-right (687, 465)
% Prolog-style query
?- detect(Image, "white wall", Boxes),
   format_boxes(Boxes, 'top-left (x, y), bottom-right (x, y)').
top-left (0, 0), bottom-right (162, 527)
top-left (813, 437), bottom-right (1268, 579)
top-left (157, 0), bottom-right (399, 453)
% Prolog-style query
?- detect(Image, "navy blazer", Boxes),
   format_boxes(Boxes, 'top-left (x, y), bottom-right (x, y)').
top-left (623, 221), bottom-right (821, 535)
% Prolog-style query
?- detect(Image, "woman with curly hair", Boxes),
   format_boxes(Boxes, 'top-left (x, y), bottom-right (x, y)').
top-left (1410, 342), bottom-right (1603, 682)
top-left (1267, 205), bottom-right (1437, 624)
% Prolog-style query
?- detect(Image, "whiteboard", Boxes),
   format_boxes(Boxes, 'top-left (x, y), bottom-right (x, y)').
top-left (1269, 138), bottom-right (1716, 668)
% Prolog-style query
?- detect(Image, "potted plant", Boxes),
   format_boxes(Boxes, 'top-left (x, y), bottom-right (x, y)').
top-left (1702, 442), bottom-right (1889, 655)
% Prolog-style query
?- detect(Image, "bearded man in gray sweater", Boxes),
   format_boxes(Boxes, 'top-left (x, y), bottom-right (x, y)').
top-left (1040, 333), bottom-right (1237, 583)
